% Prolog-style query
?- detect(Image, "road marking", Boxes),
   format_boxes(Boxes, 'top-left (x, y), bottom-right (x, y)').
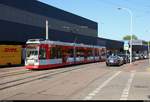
top-left (83, 71), bottom-right (121, 100)
top-left (120, 70), bottom-right (136, 100)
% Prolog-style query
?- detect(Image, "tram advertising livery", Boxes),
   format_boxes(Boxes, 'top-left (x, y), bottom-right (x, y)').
top-left (25, 39), bottom-right (106, 69)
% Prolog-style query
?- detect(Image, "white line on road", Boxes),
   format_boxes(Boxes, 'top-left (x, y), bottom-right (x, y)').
top-left (120, 70), bottom-right (136, 100)
top-left (83, 71), bottom-right (122, 100)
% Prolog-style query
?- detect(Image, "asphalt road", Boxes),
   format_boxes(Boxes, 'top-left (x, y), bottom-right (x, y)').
top-left (0, 60), bottom-right (150, 100)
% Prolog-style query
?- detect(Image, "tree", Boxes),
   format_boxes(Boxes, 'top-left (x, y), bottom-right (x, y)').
top-left (123, 35), bottom-right (138, 40)
top-left (143, 41), bottom-right (150, 45)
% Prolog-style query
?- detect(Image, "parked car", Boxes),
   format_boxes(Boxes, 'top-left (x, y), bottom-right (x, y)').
top-left (106, 55), bottom-right (124, 66)
top-left (143, 55), bottom-right (148, 59)
top-left (133, 54), bottom-right (140, 60)
top-left (118, 54), bottom-right (129, 64)
top-left (132, 55), bottom-right (136, 62)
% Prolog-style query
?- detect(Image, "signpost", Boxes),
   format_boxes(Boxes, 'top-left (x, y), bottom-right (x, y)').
top-left (124, 46), bottom-right (129, 51)
top-left (124, 41), bottom-right (129, 59)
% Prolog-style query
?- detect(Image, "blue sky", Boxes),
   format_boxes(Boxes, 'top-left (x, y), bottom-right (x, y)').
top-left (39, 0), bottom-right (150, 41)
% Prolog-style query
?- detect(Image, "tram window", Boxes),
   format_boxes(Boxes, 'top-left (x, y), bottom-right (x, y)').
top-left (39, 48), bottom-right (46, 59)
top-left (80, 49), bottom-right (84, 57)
top-left (50, 47), bottom-right (62, 59)
top-left (26, 49), bottom-right (38, 58)
top-left (87, 50), bottom-right (92, 56)
top-left (100, 48), bottom-right (106, 56)
top-left (57, 47), bottom-right (62, 58)
top-left (95, 50), bottom-right (99, 56)
top-left (50, 47), bottom-right (56, 59)
top-left (76, 49), bottom-right (80, 57)
top-left (76, 49), bottom-right (84, 57)
top-left (95, 50), bottom-right (97, 56)
top-left (68, 49), bottom-right (73, 57)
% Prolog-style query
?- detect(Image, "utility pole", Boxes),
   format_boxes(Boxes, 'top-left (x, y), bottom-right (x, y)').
top-left (73, 37), bottom-right (77, 63)
top-left (46, 19), bottom-right (49, 40)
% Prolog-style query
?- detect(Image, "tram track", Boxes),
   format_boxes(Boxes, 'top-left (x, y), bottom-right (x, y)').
top-left (0, 70), bottom-right (34, 78)
top-left (0, 67), bottom-right (25, 73)
top-left (0, 63), bottom-right (96, 91)
top-left (0, 62), bottom-right (102, 78)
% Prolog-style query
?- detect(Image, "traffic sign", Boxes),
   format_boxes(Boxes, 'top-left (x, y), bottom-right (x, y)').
top-left (124, 46), bottom-right (129, 50)
top-left (124, 40), bottom-right (129, 51)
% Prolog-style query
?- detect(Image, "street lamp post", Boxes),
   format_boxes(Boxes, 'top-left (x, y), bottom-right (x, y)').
top-left (146, 30), bottom-right (150, 65)
top-left (148, 41), bottom-right (150, 65)
top-left (118, 7), bottom-right (133, 64)
top-left (100, 22), bottom-right (104, 37)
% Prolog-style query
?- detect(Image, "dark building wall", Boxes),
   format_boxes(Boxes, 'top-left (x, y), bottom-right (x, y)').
top-left (106, 40), bottom-right (124, 50)
top-left (0, 0), bottom-right (97, 43)
top-left (0, 19), bottom-right (97, 45)
top-left (0, 0), bottom-right (97, 30)
top-left (97, 38), bottom-right (124, 50)
top-left (133, 45), bottom-right (148, 52)
top-left (0, 20), bottom-right (44, 42)
top-left (0, 0), bottom-right (123, 49)
top-left (97, 38), bottom-right (106, 47)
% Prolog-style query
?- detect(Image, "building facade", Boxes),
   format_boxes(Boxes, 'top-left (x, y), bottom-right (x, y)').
top-left (0, 0), bottom-right (125, 53)
top-left (131, 40), bottom-right (148, 55)
top-left (0, 0), bottom-right (98, 44)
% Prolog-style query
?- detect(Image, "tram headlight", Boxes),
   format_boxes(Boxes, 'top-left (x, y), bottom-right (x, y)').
top-left (25, 59), bottom-right (39, 65)
top-left (35, 59), bottom-right (38, 63)
top-left (34, 59), bottom-right (39, 65)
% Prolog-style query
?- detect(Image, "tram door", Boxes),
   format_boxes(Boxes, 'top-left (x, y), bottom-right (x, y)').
top-left (49, 45), bottom-right (62, 64)
top-left (62, 46), bottom-right (74, 63)
top-left (62, 47), bottom-right (68, 63)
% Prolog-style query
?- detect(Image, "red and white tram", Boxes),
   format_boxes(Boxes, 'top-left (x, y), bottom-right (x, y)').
top-left (25, 39), bottom-right (106, 69)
